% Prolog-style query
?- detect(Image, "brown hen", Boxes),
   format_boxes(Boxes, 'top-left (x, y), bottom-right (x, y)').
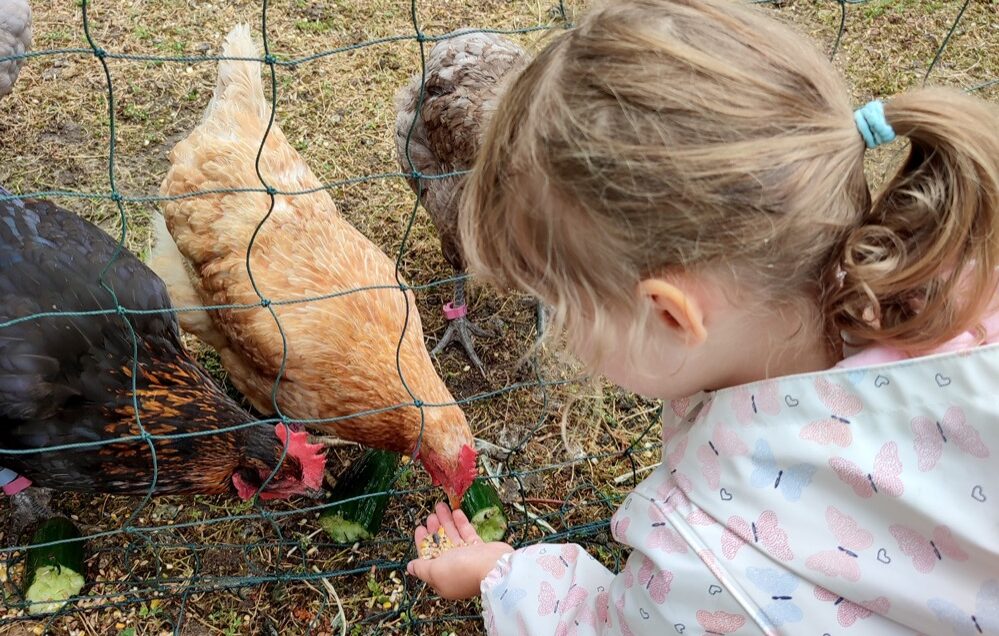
top-left (151, 25), bottom-right (477, 507)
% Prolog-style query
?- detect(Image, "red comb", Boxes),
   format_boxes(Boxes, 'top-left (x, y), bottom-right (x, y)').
top-left (457, 444), bottom-right (478, 496)
top-left (274, 423), bottom-right (327, 489)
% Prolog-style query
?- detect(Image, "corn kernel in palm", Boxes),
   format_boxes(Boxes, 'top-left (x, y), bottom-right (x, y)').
top-left (419, 530), bottom-right (456, 559)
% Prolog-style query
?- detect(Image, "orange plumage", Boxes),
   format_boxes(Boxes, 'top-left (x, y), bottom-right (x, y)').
top-left (151, 25), bottom-right (477, 507)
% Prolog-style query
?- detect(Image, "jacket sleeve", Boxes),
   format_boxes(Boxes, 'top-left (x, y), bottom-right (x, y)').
top-left (480, 542), bottom-right (617, 635)
top-left (480, 482), bottom-right (763, 635)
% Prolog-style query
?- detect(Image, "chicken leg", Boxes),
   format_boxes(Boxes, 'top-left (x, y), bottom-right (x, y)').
top-left (7, 487), bottom-right (56, 542)
top-left (431, 275), bottom-right (492, 376)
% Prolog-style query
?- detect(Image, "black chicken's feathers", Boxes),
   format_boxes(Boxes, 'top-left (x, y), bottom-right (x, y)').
top-left (0, 198), bottom-right (182, 420)
top-left (0, 197), bottom-right (294, 495)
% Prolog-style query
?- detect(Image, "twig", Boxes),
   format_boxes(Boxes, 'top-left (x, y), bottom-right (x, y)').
top-left (510, 502), bottom-right (558, 534)
top-left (522, 498), bottom-right (565, 508)
top-left (479, 453), bottom-right (501, 480)
top-left (615, 405), bottom-right (661, 427)
top-left (612, 462), bottom-right (661, 484)
top-left (311, 436), bottom-right (360, 449)
top-left (79, 611), bottom-right (100, 636)
top-left (317, 572), bottom-right (347, 636)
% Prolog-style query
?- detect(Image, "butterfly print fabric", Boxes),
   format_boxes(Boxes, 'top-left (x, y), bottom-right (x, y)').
top-left (480, 345), bottom-right (999, 635)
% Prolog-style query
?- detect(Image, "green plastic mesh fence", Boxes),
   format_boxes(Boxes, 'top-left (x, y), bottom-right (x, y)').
top-left (0, 0), bottom-right (995, 634)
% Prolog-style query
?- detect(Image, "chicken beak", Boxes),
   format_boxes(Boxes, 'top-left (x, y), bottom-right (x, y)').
top-left (448, 492), bottom-right (462, 511)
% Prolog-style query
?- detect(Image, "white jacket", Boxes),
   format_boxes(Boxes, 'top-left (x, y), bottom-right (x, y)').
top-left (481, 343), bottom-right (999, 635)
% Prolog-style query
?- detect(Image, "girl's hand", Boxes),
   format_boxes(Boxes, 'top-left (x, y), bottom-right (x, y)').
top-left (406, 502), bottom-right (514, 600)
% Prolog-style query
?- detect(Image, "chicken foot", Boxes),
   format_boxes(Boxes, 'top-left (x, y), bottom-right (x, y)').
top-left (523, 297), bottom-right (550, 342)
top-left (431, 276), bottom-right (492, 376)
top-left (7, 487), bottom-right (56, 542)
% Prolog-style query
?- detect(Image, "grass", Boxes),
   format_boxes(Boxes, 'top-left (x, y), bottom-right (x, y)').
top-left (1, 0), bottom-right (996, 634)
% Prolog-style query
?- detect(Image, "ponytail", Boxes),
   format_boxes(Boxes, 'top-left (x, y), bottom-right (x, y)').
top-left (827, 87), bottom-right (999, 352)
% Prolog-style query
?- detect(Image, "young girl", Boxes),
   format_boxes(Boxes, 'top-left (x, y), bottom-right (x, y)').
top-left (406, 0), bottom-right (999, 633)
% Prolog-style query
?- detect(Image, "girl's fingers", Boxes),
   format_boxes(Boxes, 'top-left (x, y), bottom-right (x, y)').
top-left (434, 502), bottom-right (454, 524)
top-left (414, 525), bottom-right (428, 546)
top-left (407, 557), bottom-right (431, 581)
top-left (426, 513), bottom-right (441, 536)
top-left (452, 509), bottom-right (481, 544)
top-left (435, 502), bottom-right (461, 544)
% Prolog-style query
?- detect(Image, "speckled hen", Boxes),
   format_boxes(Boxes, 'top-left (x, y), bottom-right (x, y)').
top-left (0, 193), bottom-right (326, 538)
top-left (0, 0), bottom-right (31, 98)
top-left (151, 25), bottom-right (477, 509)
top-left (394, 31), bottom-right (529, 375)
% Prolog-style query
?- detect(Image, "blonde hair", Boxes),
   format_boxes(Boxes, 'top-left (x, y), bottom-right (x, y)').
top-left (459, 0), bottom-right (999, 362)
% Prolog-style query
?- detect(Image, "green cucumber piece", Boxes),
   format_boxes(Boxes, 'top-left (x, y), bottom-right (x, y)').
top-left (461, 479), bottom-right (507, 542)
top-left (23, 517), bottom-right (86, 615)
top-left (319, 450), bottom-right (401, 542)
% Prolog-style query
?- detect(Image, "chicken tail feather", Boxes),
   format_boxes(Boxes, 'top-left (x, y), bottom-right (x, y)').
top-left (203, 24), bottom-right (267, 124)
top-left (149, 212), bottom-right (228, 350)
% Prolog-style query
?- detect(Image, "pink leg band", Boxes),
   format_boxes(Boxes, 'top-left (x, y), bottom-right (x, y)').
top-left (3, 475), bottom-right (32, 496)
top-left (443, 302), bottom-right (468, 320)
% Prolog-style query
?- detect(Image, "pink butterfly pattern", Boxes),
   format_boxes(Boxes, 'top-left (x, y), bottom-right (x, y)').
top-left (614, 594), bottom-right (636, 636)
top-left (621, 564), bottom-right (635, 590)
top-left (536, 544), bottom-right (581, 579)
top-left (664, 435), bottom-right (689, 472)
top-left (594, 590), bottom-right (610, 625)
top-left (911, 406), bottom-right (989, 471)
top-left (696, 610), bottom-right (747, 635)
top-left (697, 421), bottom-right (749, 490)
top-left (670, 397), bottom-right (691, 419)
top-left (647, 503), bottom-right (688, 553)
top-left (732, 381), bottom-right (781, 425)
top-left (814, 586), bottom-right (891, 627)
top-left (612, 513), bottom-right (631, 543)
top-left (890, 524), bottom-right (968, 573)
top-left (554, 585), bottom-right (592, 636)
top-left (657, 476), bottom-right (693, 514)
top-left (799, 378), bottom-right (863, 447)
top-left (538, 580), bottom-right (559, 617)
top-left (720, 510), bottom-right (793, 561)
top-left (687, 507), bottom-right (716, 527)
top-left (805, 506), bottom-right (873, 582)
top-left (637, 555), bottom-right (673, 604)
top-left (658, 437), bottom-right (695, 514)
top-left (829, 441), bottom-right (904, 498)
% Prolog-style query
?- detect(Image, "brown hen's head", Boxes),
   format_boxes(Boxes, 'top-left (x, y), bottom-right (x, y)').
top-left (414, 409), bottom-right (478, 510)
top-left (232, 423), bottom-right (327, 501)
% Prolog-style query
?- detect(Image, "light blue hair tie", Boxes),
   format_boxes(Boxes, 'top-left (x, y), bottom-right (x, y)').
top-left (853, 100), bottom-right (895, 149)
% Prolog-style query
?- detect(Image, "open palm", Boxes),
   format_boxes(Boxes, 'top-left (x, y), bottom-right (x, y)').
top-left (407, 503), bottom-right (513, 600)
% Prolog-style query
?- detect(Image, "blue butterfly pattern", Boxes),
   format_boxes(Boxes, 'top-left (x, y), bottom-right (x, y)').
top-left (746, 567), bottom-right (804, 628)
top-left (492, 576), bottom-right (528, 615)
top-left (928, 579), bottom-right (999, 636)
top-left (750, 439), bottom-right (816, 502)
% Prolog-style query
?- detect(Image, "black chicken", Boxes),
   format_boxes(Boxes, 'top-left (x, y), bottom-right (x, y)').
top-left (0, 192), bottom-right (326, 537)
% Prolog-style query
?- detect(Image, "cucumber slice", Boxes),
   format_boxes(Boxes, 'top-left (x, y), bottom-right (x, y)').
top-left (319, 450), bottom-right (401, 542)
top-left (461, 479), bottom-right (507, 542)
top-left (23, 517), bottom-right (86, 615)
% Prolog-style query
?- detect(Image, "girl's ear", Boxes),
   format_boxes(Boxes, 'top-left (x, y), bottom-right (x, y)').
top-left (638, 278), bottom-right (708, 345)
